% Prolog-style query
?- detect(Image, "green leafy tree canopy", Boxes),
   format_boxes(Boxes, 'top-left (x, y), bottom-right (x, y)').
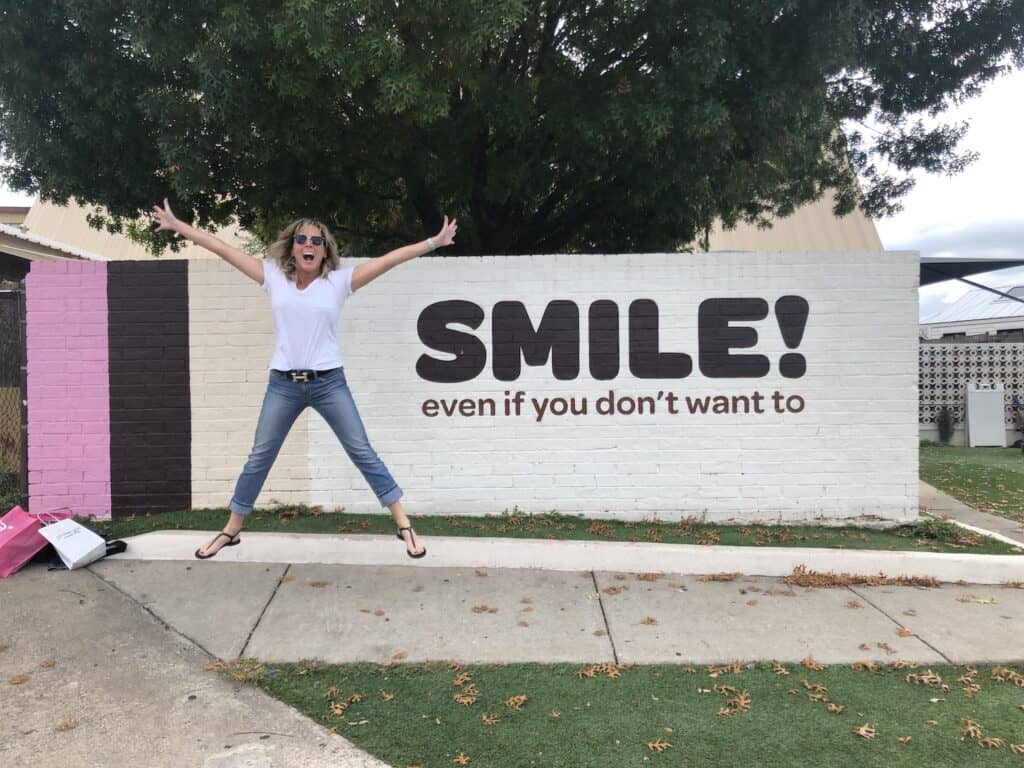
top-left (1, 0), bottom-right (1022, 254)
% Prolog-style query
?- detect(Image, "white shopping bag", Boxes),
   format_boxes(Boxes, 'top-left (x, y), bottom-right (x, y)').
top-left (38, 518), bottom-right (107, 570)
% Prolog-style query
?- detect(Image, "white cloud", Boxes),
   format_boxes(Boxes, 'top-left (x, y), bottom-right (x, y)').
top-left (870, 67), bottom-right (1024, 320)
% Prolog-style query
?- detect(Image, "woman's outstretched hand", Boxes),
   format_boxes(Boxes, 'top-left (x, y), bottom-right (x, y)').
top-left (151, 198), bottom-right (181, 234)
top-left (433, 216), bottom-right (458, 248)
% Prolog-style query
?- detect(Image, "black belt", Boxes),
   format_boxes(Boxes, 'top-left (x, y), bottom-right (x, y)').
top-left (273, 369), bottom-right (337, 382)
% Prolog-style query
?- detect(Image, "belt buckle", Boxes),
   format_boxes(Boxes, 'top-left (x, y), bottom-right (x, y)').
top-left (290, 371), bottom-right (310, 382)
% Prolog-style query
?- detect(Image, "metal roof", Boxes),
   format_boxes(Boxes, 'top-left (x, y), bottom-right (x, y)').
top-left (0, 222), bottom-right (108, 261)
top-left (921, 284), bottom-right (1024, 324)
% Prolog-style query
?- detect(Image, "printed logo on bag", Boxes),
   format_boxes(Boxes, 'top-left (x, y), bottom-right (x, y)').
top-left (0, 520), bottom-right (10, 533)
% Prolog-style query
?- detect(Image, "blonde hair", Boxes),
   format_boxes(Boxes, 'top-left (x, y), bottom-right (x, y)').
top-left (266, 218), bottom-right (341, 281)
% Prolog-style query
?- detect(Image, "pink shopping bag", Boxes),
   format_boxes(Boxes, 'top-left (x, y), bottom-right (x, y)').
top-left (0, 506), bottom-right (73, 578)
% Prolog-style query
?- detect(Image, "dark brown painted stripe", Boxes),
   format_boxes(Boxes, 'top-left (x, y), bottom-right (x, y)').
top-left (107, 261), bottom-right (190, 517)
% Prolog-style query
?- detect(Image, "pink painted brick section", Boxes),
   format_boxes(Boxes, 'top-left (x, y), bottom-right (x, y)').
top-left (25, 262), bottom-right (111, 519)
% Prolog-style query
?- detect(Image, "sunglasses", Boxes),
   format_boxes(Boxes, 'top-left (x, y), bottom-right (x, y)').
top-left (293, 234), bottom-right (325, 246)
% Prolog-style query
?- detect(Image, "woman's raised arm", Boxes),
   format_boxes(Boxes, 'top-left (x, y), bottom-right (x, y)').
top-left (151, 199), bottom-right (264, 284)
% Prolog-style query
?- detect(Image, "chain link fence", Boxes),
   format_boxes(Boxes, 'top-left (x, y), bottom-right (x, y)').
top-left (0, 288), bottom-right (27, 509)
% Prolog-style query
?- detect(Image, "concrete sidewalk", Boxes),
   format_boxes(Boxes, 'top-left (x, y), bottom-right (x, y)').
top-left (919, 480), bottom-right (1024, 546)
top-left (86, 556), bottom-right (1024, 668)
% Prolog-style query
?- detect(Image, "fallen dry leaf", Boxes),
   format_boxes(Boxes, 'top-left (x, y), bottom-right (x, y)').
top-left (898, 736), bottom-right (912, 744)
top-left (746, 599), bottom-right (758, 606)
top-left (329, 701), bottom-right (348, 716)
top-left (55, 716), bottom-right (77, 732)
top-left (897, 627), bottom-right (913, 638)
top-left (454, 694), bottom-right (477, 706)
top-left (278, 575), bottom-right (294, 583)
top-left (853, 723), bottom-right (876, 740)
top-left (348, 693), bottom-right (364, 703)
top-left (640, 616), bottom-right (658, 626)
top-left (474, 569), bottom-right (487, 577)
top-left (392, 651), bottom-right (407, 661)
top-left (373, 610), bottom-right (385, 617)
top-left (39, 659), bottom-right (56, 669)
top-left (549, 710), bottom-right (561, 718)
top-left (517, 621), bottom-right (529, 627)
top-left (697, 572), bottom-right (738, 582)
top-left (858, 643), bottom-right (871, 651)
top-left (827, 703), bottom-right (845, 714)
top-left (637, 572), bottom-right (664, 582)
top-left (846, 600), bottom-right (862, 609)
top-left (471, 605), bottom-right (497, 614)
top-left (481, 713), bottom-right (499, 726)
top-left (603, 586), bottom-right (627, 595)
top-left (593, 629), bottom-right (607, 637)
top-left (772, 663), bottom-right (790, 676)
top-left (957, 594), bottom-right (996, 605)
top-left (978, 737), bottom-right (1005, 749)
top-left (961, 719), bottom-right (983, 739)
top-left (453, 752), bottom-right (471, 765)
top-left (453, 673), bottom-right (472, 686)
top-left (647, 739), bottom-right (672, 752)
top-left (308, 581), bottom-right (329, 588)
top-left (1009, 744), bottom-right (1024, 754)
top-left (381, 692), bottom-right (396, 702)
top-left (505, 695), bottom-right (528, 710)
top-left (802, 656), bottom-right (827, 671)
top-left (9, 674), bottom-right (29, 685)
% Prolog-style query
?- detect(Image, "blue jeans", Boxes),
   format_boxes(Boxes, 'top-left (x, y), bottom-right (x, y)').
top-left (229, 368), bottom-right (402, 515)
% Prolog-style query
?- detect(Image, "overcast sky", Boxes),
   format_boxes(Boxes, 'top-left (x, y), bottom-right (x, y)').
top-left (3, 67), bottom-right (1023, 320)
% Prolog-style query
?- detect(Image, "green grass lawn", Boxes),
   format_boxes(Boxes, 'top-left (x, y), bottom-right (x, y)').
top-left (920, 445), bottom-right (1024, 524)
top-left (216, 659), bottom-right (1024, 768)
top-left (84, 505), bottom-right (1021, 555)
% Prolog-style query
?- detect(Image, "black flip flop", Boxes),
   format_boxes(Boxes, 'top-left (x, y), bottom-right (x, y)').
top-left (194, 530), bottom-right (241, 560)
top-left (396, 526), bottom-right (426, 559)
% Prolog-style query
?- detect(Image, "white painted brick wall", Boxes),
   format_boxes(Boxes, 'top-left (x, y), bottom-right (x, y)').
top-left (188, 251), bottom-right (919, 524)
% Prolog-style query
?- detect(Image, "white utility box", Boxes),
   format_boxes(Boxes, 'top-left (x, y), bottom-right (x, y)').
top-left (966, 383), bottom-right (1007, 447)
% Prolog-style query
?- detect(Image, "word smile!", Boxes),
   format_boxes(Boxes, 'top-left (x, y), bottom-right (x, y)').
top-left (416, 296), bottom-right (809, 383)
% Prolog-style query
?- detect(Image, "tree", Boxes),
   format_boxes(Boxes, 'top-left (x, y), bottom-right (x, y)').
top-left (1, 1), bottom-right (1022, 255)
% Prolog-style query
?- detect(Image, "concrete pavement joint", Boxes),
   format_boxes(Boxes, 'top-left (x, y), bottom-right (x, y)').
top-left (847, 585), bottom-right (954, 664)
top-left (241, 563), bottom-right (291, 659)
top-left (86, 564), bottom-right (218, 661)
top-left (590, 571), bottom-right (619, 665)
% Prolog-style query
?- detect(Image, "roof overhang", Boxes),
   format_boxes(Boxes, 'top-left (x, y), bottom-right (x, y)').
top-left (920, 255), bottom-right (1024, 286)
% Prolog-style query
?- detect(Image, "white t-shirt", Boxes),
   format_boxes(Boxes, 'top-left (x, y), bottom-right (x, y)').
top-left (261, 260), bottom-right (355, 371)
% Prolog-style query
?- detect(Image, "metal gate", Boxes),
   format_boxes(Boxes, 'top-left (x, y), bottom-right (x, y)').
top-left (0, 287), bottom-right (27, 510)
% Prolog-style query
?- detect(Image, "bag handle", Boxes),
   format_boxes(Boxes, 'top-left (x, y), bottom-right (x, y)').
top-left (35, 507), bottom-right (73, 526)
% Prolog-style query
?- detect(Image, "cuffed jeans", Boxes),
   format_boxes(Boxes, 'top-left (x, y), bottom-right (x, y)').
top-left (229, 368), bottom-right (402, 515)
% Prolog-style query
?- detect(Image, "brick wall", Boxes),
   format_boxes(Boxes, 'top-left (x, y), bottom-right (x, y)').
top-left (26, 251), bottom-right (920, 524)
top-left (25, 261), bottom-right (111, 518)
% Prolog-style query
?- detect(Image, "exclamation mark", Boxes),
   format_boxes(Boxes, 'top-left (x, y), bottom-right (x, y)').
top-left (775, 295), bottom-right (809, 378)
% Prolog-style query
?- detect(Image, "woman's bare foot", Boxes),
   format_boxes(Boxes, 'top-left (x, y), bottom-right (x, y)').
top-left (397, 526), bottom-right (426, 557)
top-left (389, 501), bottom-right (426, 557)
top-left (195, 513), bottom-right (246, 559)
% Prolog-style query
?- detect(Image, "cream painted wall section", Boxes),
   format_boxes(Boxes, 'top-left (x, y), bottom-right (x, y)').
top-left (705, 193), bottom-right (884, 252)
top-left (24, 200), bottom-right (246, 261)
top-left (188, 259), bottom-right (310, 509)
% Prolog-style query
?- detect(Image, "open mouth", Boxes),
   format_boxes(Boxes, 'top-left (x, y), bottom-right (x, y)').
top-left (302, 250), bottom-right (315, 263)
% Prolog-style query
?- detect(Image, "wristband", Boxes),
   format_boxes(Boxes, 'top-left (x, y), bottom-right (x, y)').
top-left (426, 237), bottom-right (437, 251)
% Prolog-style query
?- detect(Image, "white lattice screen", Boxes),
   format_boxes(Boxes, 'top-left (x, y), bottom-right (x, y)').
top-left (919, 343), bottom-right (1024, 425)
